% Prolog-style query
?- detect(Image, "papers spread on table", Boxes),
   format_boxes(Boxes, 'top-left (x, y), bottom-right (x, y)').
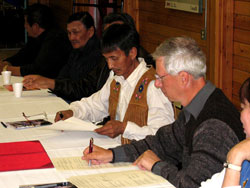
top-left (68, 170), bottom-right (173, 188)
top-left (49, 117), bottom-right (98, 131)
top-left (0, 140), bottom-right (54, 172)
top-left (51, 156), bottom-right (132, 171)
top-left (4, 119), bottom-right (52, 129)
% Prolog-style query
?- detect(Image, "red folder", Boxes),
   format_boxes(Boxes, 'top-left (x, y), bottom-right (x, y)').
top-left (0, 140), bottom-right (54, 172)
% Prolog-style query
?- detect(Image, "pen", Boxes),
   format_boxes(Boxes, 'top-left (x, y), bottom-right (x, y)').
top-left (88, 137), bottom-right (94, 166)
top-left (1, 122), bottom-right (7, 128)
top-left (30, 182), bottom-right (69, 188)
top-left (59, 111), bottom-right (64, 119)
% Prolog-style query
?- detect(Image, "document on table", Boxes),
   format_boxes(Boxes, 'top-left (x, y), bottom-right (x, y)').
top-left (68, 170), bottom-right (174, 188)
top-left (49, 117), bottom-right (98, 131)
top-left (52, 156), bottom-right (132, 170)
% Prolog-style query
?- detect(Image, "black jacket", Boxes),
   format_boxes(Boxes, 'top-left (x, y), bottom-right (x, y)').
top-left (5, 27), bottom-right (72, 78)
top-left (52, 57), bottom-right (109, 102)
top-left (57, 34), bottom-right (102, 81)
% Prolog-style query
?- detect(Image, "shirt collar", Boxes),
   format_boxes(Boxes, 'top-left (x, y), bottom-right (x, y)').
top-left (113, 58), bottom-right (146, 86)
top-left (183, 81), bottom-right (216, 123)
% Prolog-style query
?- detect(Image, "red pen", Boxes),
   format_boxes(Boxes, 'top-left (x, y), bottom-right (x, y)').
top-left (88, 137), bottom-right (94, 166)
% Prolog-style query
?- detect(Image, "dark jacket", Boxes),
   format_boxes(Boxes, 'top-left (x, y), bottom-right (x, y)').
top-left (51, 45), bottom-right (155, 102)
top-left (52, 57), bottom-right (109, 102)
top-left (111, 83), bottom-right (245, 188)
top-left (5, 27), bottom-right (72, 78)
top-left (57, 34), bottom-right (102, 81)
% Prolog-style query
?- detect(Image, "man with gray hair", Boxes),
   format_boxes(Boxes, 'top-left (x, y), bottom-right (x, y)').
top-left (82, 37), bottom-right (245, 188)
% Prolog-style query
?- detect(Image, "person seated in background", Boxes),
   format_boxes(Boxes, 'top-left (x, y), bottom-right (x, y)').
top-left (23, 12), bottom-right (155, 103)
top-left (23, 11), bottom-right (103, 102)
top-left (55, 24), bottom-right (174, 144)
top-left (199, 77), bottom-right (250, 188)
top-left (0, 3), bottom-right (71, 78)
top-left (81, 36), bottom-right (245, 188)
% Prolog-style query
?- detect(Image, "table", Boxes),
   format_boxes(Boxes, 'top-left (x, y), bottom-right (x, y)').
top-left (0, 76), bottom-right (175, 188)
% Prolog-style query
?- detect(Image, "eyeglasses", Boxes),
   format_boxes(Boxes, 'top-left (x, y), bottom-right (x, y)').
top-left (155, 74), bottom-right (168, 81)
top-left (22, 112), bottom-right (48, 122)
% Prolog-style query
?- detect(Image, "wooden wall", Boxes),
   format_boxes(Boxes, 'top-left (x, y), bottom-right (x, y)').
top-left (232, 0), bottom-right (250, 109)
top-left (136, 0), bottom-right (213, 81)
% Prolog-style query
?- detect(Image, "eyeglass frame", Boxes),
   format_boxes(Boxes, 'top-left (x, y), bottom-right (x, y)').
top-left (155, 74), bottom-right (168, 81)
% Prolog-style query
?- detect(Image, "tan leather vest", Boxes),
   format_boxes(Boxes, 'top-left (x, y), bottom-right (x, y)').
top-left (108, 67), bottom-right (156, 144)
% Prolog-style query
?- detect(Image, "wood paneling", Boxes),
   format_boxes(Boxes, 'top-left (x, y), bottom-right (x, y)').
top-left (234, 42), bottom-right (250, 59)
top-left (49, 0), bottom-right (72, 30)
top-left (234, 28), bottom-right (250, 44)
top-left (235, 0), bottom-right (250, 16)
top-left (232, 0), bottom-right (250, 109)
top-left (139, 0), bottom-right (208, 55)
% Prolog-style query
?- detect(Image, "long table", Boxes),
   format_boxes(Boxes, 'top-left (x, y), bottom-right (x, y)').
top-left (0, 76), bottom-right (175, 188)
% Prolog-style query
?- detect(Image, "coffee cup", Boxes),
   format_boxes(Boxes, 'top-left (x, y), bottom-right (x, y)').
top-left (2, 71), bottom-right (11, 85)
top-left (12, 83), bottom-right (23, 98)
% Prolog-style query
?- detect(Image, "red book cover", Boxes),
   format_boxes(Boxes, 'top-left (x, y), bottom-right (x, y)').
top-left (0, 140), bottom-right (54, 172)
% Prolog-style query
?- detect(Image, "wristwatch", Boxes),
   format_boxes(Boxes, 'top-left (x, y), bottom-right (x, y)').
top-left (224, 161), bottom-right (241, 171)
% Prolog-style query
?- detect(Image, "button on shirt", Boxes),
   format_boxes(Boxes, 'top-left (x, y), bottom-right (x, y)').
top-left (69, 58), bottom-right (174, 142)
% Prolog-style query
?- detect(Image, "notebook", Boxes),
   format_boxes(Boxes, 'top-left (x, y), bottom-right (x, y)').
top-left (0, 140), bottom-right (54, 172)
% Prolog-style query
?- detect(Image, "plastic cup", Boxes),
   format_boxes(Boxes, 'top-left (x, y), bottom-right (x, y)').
top-left (2, 71), bottom-right (11, 85)
top-left (12, 83), bottom-right (23, 98)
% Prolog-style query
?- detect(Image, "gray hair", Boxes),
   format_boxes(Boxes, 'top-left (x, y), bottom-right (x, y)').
top-left (152, 37), bottom-right (206, 79)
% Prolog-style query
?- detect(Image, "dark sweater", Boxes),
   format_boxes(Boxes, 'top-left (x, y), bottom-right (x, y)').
top-left (5, 28), bottom-right (72, 78)
top-left (111, 82), bottom-right (244, 188)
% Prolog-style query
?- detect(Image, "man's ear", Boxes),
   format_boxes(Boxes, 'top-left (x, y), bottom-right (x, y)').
top-left (88, 26), bottom-right (95, 38)
top-left (179, 71), bottom-right (189, 86)
top-left (129, 47), bottom-right (138, 60)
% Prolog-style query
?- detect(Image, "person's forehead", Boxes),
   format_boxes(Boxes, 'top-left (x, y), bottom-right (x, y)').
top-left (67, 20), bottom-right (86, 30)
top-left (103, 48), bottom-right (125, 57)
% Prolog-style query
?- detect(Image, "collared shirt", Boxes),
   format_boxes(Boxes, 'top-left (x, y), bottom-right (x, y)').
top-left (183, 81), bottom-right (216, 123)
top-left (70, 58), bottom-right (174, 142)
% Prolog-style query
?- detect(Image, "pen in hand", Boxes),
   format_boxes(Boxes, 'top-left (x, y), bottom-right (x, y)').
top-left (59, 111), bottom-right (64, 119)
top-left (1, 122), bottom-right (7, 128)
top-left (88, 137), bottom-right (94, 166)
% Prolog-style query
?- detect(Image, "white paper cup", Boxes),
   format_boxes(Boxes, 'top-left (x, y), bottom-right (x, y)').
top-left (1, 71), bottom-right (11, 85)
top-left (13, 83), bottom-right (23, 98)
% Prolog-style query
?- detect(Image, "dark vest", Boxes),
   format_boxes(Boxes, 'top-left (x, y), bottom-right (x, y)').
top-left (185, 88), bottom-right (245, 154)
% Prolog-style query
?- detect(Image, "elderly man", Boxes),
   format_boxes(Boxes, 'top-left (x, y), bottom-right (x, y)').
top-left (0, 3), bottom-right (71, 78)
top-left (82, 37), bottom-right (245, 188)
top-left (55, 24), bottom-right (174, 144)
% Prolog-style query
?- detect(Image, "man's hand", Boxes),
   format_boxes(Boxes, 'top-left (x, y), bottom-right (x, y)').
top-left (82, 144), bottom-right (113, 165)
top-left (54, 110), bottom-right (73, 122)
top-left (133, 150), bottom-right (161, 171)
top-left (94, 120), bottom-right (127, 138)
top-left (23, 75), bottom-right (55, 90)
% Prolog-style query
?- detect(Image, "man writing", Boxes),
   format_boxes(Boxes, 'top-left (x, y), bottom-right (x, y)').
top-left (82, 37), bottom-right (245, 187)
top-left (55, 24), bottom-right (174, 144)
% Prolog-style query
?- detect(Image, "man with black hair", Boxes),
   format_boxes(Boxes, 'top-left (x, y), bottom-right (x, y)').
top-left (55, 24), bottom-right (174, 144)
top-left (23, 11), bottom-right (103, 102)
top-left (0, 3), bottom-right (71, 78)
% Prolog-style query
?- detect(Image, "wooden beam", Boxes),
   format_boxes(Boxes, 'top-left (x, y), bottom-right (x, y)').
top-left (214, 0), bottom-right (234, 100)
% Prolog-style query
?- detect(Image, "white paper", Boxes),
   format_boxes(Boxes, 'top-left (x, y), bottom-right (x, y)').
top-left (68, 170), bottom-right (174, 188)
top-left (49, 117), bottom-right (99, 131)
